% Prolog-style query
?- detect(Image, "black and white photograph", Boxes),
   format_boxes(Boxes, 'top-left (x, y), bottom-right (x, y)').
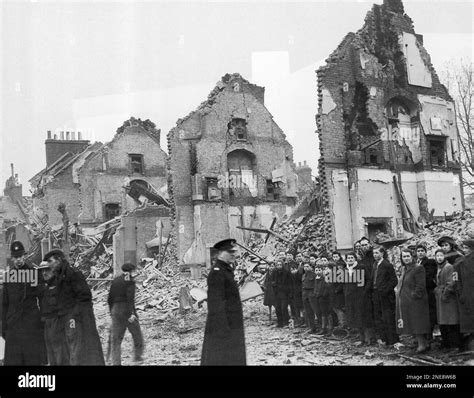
top-left (0, 0), bottom-right (473, 394)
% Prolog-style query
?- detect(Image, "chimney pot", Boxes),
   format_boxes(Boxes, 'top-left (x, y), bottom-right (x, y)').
top-left (47, 130), bottom-right (51, 139)
top-left (60, 131), bottom-right (65, 140)
top-left (10, 163), bottom-right (14, 177)
top-left (304, 160), bottom-right (307, 166)
top-left (71, 131), bottom-right (76, 140)
top-left (54, 133), bottom-right (58, 139)
top-left (66, 131), bottom-right (70, 140)
top-left (78, 131), bottom-right (82, 140)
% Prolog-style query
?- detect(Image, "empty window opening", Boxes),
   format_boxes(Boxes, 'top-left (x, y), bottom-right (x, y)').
top-left (104, 203), bottom-right (120, 220)
top-left (228, 118), bottom-right (248, 141)
top-left (129, 154), bottom-right (144, 174)
top-left (266, 179), bottom-right (281, 201)
top-left (205, 177), bottom-right (221, 201)
top-left (428, 137), bottom-right (446, 167)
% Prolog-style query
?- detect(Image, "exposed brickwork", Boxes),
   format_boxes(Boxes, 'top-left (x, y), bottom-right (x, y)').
top-left (317, 0), bottom-right (463, 249)
top-left (168, 73), bottom-right (298, 263)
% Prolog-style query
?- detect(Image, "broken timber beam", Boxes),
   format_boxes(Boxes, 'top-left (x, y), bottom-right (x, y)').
top-left (234, 242), bottom-right (270, 265)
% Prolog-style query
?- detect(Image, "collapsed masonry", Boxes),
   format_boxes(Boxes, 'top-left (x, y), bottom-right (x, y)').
top-left (168, 73), bottom-right (300, 267)
top-left (316, 0), bottom-right (464, 250)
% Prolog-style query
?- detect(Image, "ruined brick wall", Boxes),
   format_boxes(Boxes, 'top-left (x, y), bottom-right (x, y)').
top-left (317, 0), bottom-right (463, 249)
top-left (79, 126), bottom-right (167, 225)
top-left (169, 74), bottom-right (297, 263)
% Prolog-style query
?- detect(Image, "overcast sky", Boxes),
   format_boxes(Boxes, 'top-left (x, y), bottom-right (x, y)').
top-left (1, 0), bottom-right (472, 191)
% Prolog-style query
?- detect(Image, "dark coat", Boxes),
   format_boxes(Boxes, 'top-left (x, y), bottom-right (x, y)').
top-left (435, 261), bottom-right (459, 325)
top-left (419, 257), bottom-right (438, 327)
top-left (396, 263), bottom-right (430, 335)
top-left (344, 262), bottom-right (373, 329)
top-left (55, 263), bottom-right (105, 365)
top-left (263, 269), bottom-right (276, 307)
top-left (453, 253), bottom-right (474, 333)
top-left (445, 251), bottom-right (463, 265)
top-left (373, 259), bottom-right (398, 296)
top-left (108, 274), bottom-right (137, 317)
top-left (201, 259), bottom-right (246, 366)
top-left (290, 265), bottom-right (303, 308)
top-left (272, 268), bottom-right (293, 297)
top-left (1, 265), bottom-right (46, 365)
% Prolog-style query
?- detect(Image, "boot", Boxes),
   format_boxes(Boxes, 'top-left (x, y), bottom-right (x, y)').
top-left (317, 316), bottom-right (327, 335)
top-left (325, 315), bottom-right (334, 336)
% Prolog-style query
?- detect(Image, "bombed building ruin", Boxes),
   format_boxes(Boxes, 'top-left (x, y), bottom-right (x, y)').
top-left (316, 0), bottom-right (464, 250)
top-left (30, 118), bottom-right (169, 228)
top-left (168, 73), bottom-right (299, 266)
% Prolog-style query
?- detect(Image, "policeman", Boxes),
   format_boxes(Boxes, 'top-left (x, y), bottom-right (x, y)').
top-left (107, 263), bottom-right (144, 365)
top-left (201, 239), bottom-right (246, 366)
top-left (1, 241), bottom-right (46, 365)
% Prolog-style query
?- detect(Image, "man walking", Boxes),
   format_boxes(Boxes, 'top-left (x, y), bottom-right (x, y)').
top-left (108, 263), bottom-right (144, 365)
top-left (201, 239), bottom-right (246, 365)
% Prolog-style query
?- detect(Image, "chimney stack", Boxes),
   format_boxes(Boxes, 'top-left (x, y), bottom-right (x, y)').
top-left (66, 131), bottom-right (70, 140)
top-left (60, 131), bottom-right (65, 140)
top-left (71, 131), bottom-right (76, 140)
top-left (78, 131), bottom-right (82, 140)
top-left (304, 160), bottom-right (307, 166)
top-left (47, 130), bottom-right (52, 139)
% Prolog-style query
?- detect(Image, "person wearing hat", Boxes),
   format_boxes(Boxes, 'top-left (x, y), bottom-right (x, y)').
top-left (1, 241), bottom-right (47, 365)
top-left (42, 249), bottom-right (104, 365)
top-left (201, 239), bottom-right (246, 366)
top-left (107, 263), bottom-right (144, 365)
top-left (415, 243), bottom-right (438, 343)
top-left (438, 236), bottom-right (464, 265)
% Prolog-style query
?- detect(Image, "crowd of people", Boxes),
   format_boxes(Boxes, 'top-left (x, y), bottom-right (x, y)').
top-left (1, 241), bottom-right (142, 366)
top-left (262, 236), bottom-right (474, 354)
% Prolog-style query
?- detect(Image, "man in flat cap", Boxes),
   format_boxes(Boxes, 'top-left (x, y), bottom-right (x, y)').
top-left (107, 262), bottom-right (144, 365)
top-left (1, 241), bottom-right (46, 365)
top-left (201, 238), bottom-right (246, 365)
top-left (42, 249), bottom-right (104, 365)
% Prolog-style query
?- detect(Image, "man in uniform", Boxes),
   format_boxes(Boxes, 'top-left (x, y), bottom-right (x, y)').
top-left (108, 262), bottom-right (144, 365)
top-left (42, 249), bottom-right (104, 365)
top-left (1, 241), bottom-right (46, 365)
top-left (201, 239), bottom-right (246, 366)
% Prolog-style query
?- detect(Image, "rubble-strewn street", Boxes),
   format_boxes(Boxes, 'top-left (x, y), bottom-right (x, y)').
top-left (94, 294), bottom-right (474, 366)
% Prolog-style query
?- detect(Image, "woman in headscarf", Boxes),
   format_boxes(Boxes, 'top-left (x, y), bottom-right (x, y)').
top-left (263, 262), bottom-right (276, 323)
top-left (396, 248), bottom-right (431, 353)
top-left (438, 236), bottom-right (464, 265)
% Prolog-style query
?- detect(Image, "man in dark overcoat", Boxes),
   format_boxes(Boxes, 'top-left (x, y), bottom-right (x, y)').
top-left (416, 244), bottom-right (437, 341)
top-left (1, 241), bottom-right (46, 365)
top-left (201, 239), bottom-right (246, 366)
top-left (372, 246), bottom-right (398, 346)
top-left (42, 249), bottom-right (104, 365)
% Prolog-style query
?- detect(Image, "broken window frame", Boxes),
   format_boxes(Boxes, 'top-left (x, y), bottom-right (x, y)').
top-left (204, 177), bottom-right (221, 201)
top-left (364, 217), bottom-right (393, 242)
top-left (427, 136), bottom-right (447, 168)
top-left (229, 118), bottom-right (248, 141)
top-left (266, 179), bottom-right (281, 201)
top-left (104, 203), bottom-right (121, 221)
top-left (129, 153), bottom-right (144, 174)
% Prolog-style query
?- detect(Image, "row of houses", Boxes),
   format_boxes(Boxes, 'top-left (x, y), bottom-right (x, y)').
top-left (2, 0), bottom-right (465, 268)
top-left (22, 74), bottom-right (312, 267)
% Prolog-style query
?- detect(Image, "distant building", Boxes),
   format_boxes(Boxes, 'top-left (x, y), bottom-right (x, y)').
top-left (168, 73), bottom-right (298, 266)
top-left (295, 160), bottom-right (315, 197)
top-left (30, 118), bottom-right (169, 227)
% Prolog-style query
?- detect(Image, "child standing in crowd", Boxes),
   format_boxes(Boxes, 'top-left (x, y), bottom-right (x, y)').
top-left (434, 249), bottom-right (461, 350)
top-left (331, 258), bottom-right (346, 329)
top-left (263, 262), bottom-right (276, 323)
top-left (313, 261), bottom-right (333, 335)
top-left (302, 262), bottom-right (318, 333)
top-left (272, 260), bottom-right (293, 328)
